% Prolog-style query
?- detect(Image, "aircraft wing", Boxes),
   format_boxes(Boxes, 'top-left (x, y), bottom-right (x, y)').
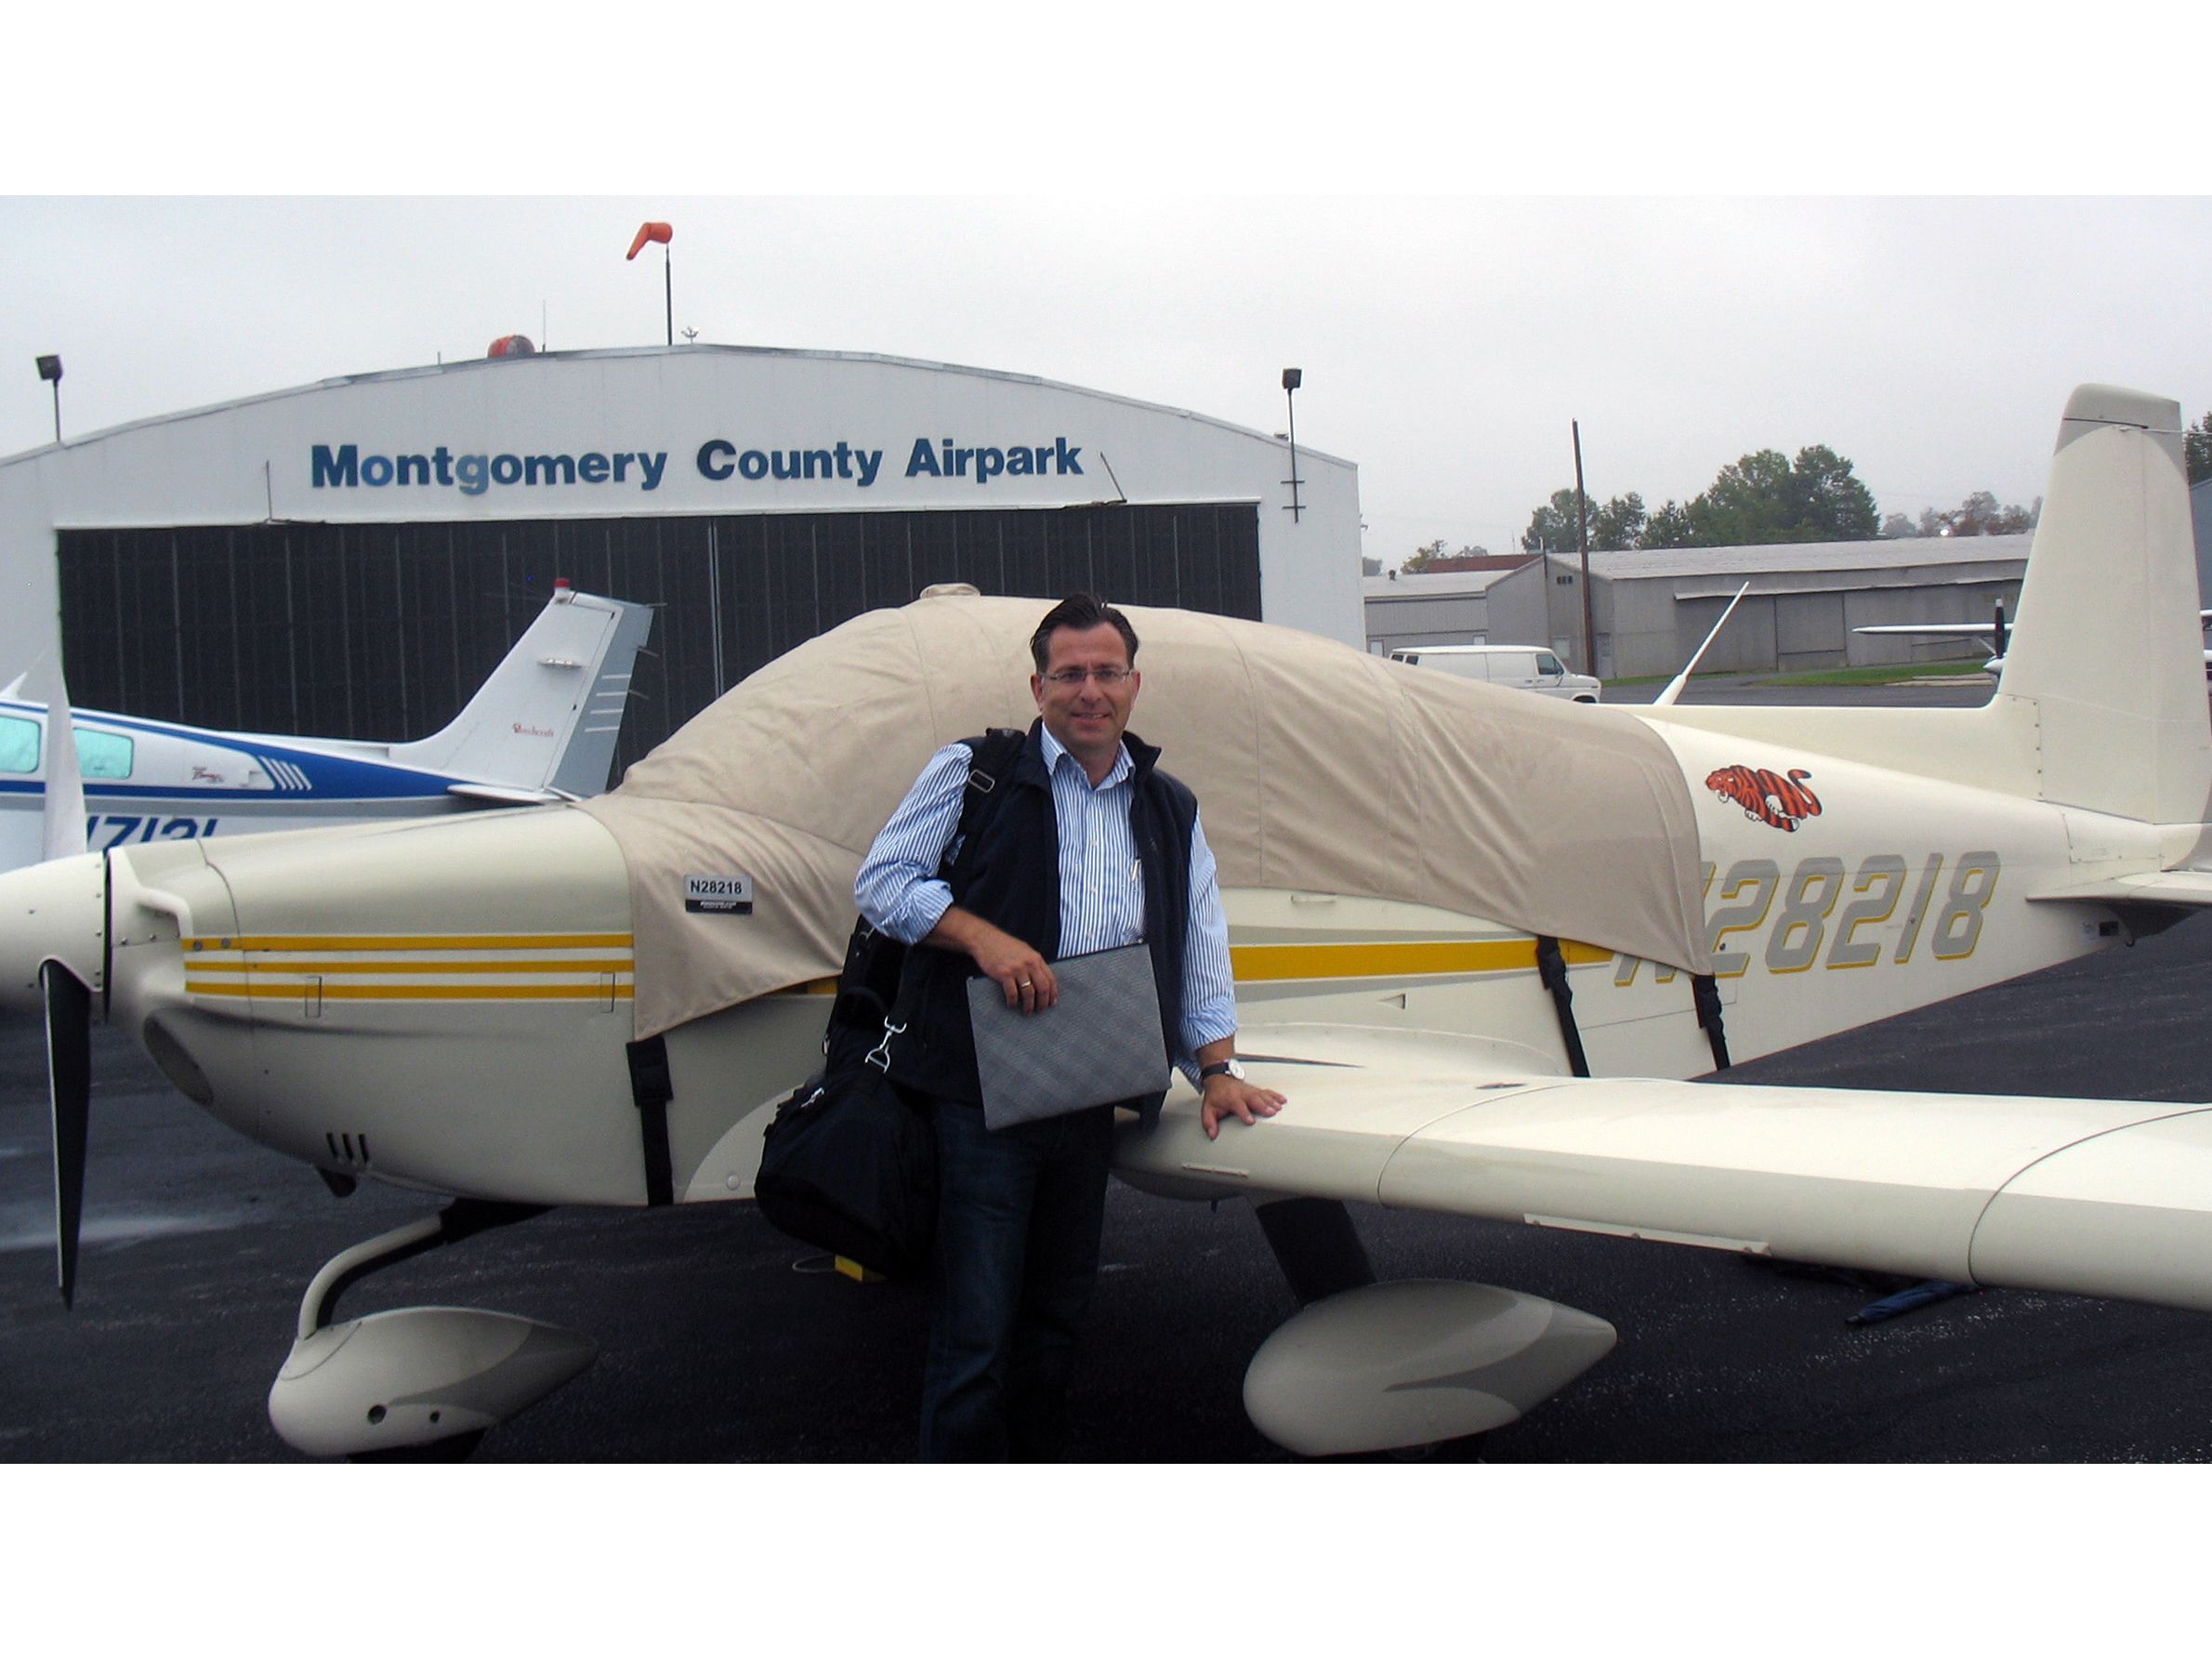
top-left (1114, 1024), bottom-right (2212, 1313)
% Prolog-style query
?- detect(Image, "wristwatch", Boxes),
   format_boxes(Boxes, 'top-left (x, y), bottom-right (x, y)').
top-left (1199, 1059), bottom-right (1245, 1086)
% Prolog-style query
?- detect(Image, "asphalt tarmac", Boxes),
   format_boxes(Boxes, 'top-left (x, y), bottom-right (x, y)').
top-left (7, 669), bottom-right (2212, 1464)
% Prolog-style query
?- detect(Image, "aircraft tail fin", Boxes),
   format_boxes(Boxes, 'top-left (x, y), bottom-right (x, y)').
top-left (388, 586), bottom-right (655, 797)
top-left (1993, 385), bottom-right (2209, 825)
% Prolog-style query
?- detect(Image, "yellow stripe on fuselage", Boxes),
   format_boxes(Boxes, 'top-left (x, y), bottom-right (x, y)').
top-left (184, 981), bottom-right (632, 1002)
top-left (180, 931), bottom-right (636, 1005)
top-left (181, 958), bottom-right (636, 976)
top-left (183, 933), bottom-right (632, 953)
top-left (1230, 938), bottom-right (1610, 982)
top-left (180, 934), bottom-right (1608, 1004)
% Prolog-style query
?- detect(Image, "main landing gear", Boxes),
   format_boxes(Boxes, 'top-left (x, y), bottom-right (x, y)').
top-left (1243, 1197), bottom-right (1616, 1457)
top-left (266, 1200), bottom-right (597, 1461)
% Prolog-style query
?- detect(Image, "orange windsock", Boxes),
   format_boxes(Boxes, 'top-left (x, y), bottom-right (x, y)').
top-left (625, 221), bottom-right (673, 260)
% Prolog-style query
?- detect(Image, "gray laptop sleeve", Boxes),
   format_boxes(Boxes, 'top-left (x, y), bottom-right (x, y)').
top-left (965, 944), bottom-right (1170, 1130)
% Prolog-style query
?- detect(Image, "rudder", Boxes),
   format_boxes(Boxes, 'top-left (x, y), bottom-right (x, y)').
top-left (1992, 385), bottom-right (2208, 825)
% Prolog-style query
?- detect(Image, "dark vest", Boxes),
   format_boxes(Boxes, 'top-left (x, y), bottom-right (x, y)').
top-left (887, 719), bottom-right (1198, 1111)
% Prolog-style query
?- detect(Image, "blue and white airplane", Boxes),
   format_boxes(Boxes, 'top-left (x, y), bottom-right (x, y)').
top-left (0, 581), bottom-right (652, 875)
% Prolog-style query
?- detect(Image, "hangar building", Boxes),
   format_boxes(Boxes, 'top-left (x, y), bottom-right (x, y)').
top-left (0, 345), bottom-right (1360, 776)
top-left (1443, 535), bottom-right (2031, 679)
top-left (1360, 567), bottom-right (1512, 656)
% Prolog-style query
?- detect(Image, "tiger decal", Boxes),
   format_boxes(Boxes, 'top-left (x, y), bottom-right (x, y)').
top-left (1705, 764), bottom-right (1822, 832)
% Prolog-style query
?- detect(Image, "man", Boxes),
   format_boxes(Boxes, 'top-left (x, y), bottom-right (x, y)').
top-left (855, 593), bottom-right (1284, 1461)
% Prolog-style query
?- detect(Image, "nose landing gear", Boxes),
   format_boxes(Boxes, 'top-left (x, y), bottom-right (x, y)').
top-left (267, 1201), bottom-right (597, 1460)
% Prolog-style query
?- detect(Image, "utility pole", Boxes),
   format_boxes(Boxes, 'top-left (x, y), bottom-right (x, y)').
top-left (1572, 421), bottom-right (1596, 678)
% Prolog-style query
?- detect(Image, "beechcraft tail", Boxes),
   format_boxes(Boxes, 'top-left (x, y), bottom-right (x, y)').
top-left (375, 583), bottom-right (655, 801)
top-left (0, 583), bottom-right (654, 875)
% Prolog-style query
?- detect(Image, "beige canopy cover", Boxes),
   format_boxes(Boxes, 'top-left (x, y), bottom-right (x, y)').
top-left (580, 595), bottom-right (1714, 1040)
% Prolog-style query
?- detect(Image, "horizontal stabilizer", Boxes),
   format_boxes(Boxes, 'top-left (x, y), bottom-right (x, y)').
top-left (446, 782), bottom-right (566, 807)
top-left (2027, 869), bottom-right (2212, 909)
top-left (1852, 625), bottom-right (1998, 640)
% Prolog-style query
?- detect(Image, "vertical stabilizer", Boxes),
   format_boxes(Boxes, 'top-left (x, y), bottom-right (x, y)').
top-left (1993, 386), bottom-right (2209, 825)
top-left (388, 588), bottom-right (654, 797)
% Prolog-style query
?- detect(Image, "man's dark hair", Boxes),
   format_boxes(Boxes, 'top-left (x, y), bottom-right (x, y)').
top-left (1030, 593), bottom-right (1139, 673)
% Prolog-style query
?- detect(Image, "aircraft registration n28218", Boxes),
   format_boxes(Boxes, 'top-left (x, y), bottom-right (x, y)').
top-left (6, 384), bottom-right (2209, 1459)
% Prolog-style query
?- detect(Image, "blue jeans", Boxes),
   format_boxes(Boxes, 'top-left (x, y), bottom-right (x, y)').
top-left (917, 1096), bottom-right (1116, 1462)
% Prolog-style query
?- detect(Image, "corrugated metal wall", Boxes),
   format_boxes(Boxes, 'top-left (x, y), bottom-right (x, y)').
top-left (58, 502), bottom-right (1261, 781)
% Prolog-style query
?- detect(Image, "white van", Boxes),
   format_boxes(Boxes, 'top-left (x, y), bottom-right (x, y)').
top-left (1389, 644), bottom-right (1602, 703)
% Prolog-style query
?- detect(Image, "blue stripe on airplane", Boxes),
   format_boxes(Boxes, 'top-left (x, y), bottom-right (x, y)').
top-left (0, 701), bottom-right (470, 798)
top-left (0, 779), bottom-right (452, 804)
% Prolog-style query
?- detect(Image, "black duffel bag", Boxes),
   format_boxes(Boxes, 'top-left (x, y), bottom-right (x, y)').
top-left (752, 729), bottom-right (1024, 1279)
top-left (754, 926), bottom-right (937, 1278)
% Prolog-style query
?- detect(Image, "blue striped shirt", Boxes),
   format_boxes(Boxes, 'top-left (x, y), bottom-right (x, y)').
top-left (855, 728), bottom-right (1238, 1071)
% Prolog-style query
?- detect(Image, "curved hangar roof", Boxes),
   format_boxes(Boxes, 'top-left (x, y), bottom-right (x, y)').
top-left (0, 343), bottom-right (1364, 664)
top-left (2, 343), bottom-right (1355, 517)
top-left (580, 593), bottom-right (1713, 1039)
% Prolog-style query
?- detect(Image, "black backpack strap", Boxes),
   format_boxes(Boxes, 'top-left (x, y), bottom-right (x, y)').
top-left (944, 727), bottom-right (1025, 888)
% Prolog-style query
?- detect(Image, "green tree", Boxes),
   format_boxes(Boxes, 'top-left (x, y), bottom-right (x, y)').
top-left (1590, 493), bottom-right (1647, 551)
top-left (2187, 412), bottom-right (2210, 484)
top-left (1520, 489), bottom-right (1585, 552)
top-left (1881, 512), bottom-right (1916, 538)
top-left (1685, 449), bottom-right (1797, 545)
top-left (1361, 555), bottom-right (1382, 576)
top-left (1931, 492), bottom-right (2037, 536)
top-left (1680, 444), bottom-right (1879, 546)
top-left (1788, 444), bottom-right (1882, 541)
top-left (1401, 537), bottom-right (1448, 573)
top-left (1641, 500), bottom-right (1695, 548)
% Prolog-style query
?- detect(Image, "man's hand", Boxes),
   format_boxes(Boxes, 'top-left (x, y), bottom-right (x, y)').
top-left (1200, 1073), bottom-right (1285, 1140)
top-left (924, 907), bottom-right (1056, 1014)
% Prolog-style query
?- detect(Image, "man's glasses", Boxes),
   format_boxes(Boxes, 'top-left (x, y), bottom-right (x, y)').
top-left (1041, 666), bottom-right (1134, 687)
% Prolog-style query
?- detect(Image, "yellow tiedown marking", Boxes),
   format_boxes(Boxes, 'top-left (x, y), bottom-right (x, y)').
top-left (1230, 938), bottom-right (1611, 982)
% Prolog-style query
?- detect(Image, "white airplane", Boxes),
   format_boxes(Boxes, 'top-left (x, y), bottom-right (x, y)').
top-left (7, 384), bottom-right (2212, 1461)
top-left (0, 582), bottom-right (653, 876)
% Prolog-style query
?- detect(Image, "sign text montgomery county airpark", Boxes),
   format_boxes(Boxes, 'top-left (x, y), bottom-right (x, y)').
top-left (309, 436), bottom-right (1086, 498)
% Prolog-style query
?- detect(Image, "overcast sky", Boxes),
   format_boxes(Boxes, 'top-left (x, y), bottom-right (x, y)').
top-left (6, 16), bottom-right (2206, 576)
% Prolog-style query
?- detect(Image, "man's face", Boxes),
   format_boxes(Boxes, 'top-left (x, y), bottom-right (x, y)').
top-left (1032, 621), bottom-right (1140, 770)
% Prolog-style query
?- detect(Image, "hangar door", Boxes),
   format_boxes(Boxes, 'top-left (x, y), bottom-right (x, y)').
top-left (58, 501), bottom-right (1261, 781)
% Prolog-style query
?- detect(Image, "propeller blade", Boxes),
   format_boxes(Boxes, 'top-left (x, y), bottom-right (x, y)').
top-left (42, 960), bottom-right (91, 1308)
top-left (42, 671), bottom-right (87, 863)
top-left (1992, 598), bottom-right (2008, 663)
